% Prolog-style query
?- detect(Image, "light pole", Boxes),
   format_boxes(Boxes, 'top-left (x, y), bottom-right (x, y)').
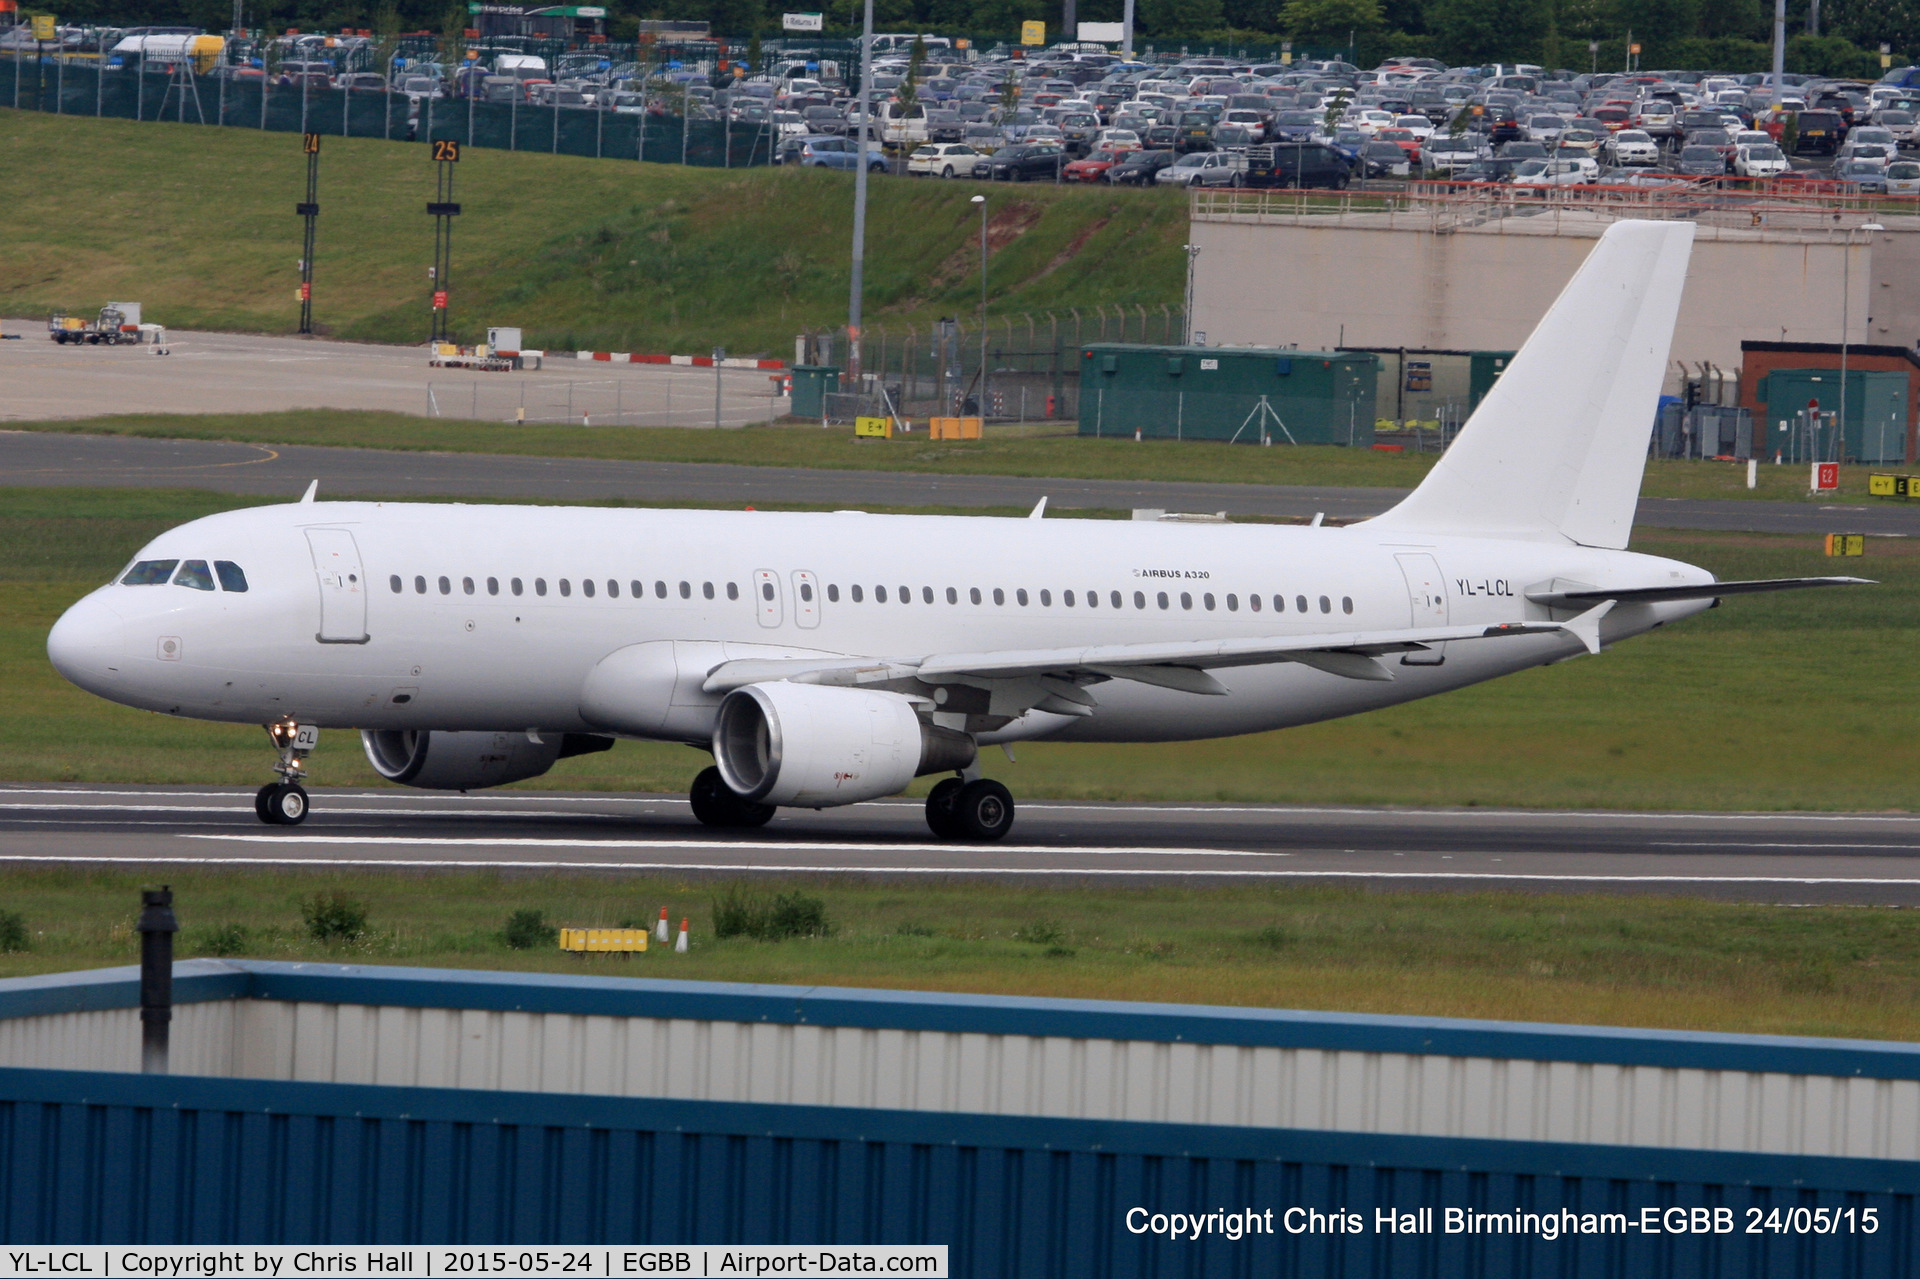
top-left (1839, 222), bottom-right (1885, 462)
top-left (972, 193), bottom-right (988, 416)
top-left (846, 0), bottom-right (876, 395)
top-left (1182, 244), bottom-right (1200, 344)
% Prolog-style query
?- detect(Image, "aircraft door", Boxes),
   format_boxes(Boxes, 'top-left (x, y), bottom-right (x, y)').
top-left (753, 569), bottom-right (783, 628)
top-left (791, 570), bottom-right (821, 628)
top-left (306, 528), bottom-right (369, 644)
top-left (1395, 552), bottom-right (1447, 666)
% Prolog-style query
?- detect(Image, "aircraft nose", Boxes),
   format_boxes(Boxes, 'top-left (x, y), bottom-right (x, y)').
top-left (47, 592), bottom-right (126, 693)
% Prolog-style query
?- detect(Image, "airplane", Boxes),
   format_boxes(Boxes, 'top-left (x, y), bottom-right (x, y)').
top-left (46, 221), bottom-right (1868, 840)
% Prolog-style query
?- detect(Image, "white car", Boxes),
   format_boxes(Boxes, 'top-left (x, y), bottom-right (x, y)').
top-left (1220, 110), bottom-right (1268, 142)
top-left (1841, 142), bottom-right (1897, 170)
top-left (1876, 109), bottom-right (1915, 143)
top-left (1092, 128), bottom-right (1141, 151)
top-left (906, 142), bottom-right (979, 177)
top-left (1352, 109), bottom-right (1395, 135)
top-left (1844, 126), bottom-right (1898, 152)
top-left (1886, 160), bottom-right (1920, 194)
top-left (1733, 142), bottom-right (1788, 178)
top-left (772, 110), bottom-right (811, 138)
top-left (1549, 151), bottom-right (1600, 181)
top-left (1605, 129), bottom-right (1659, 166)
top-left (1526, 114), bottom-right (1568, 144)
top-left (1393, 114), bottom-right (1434, 141)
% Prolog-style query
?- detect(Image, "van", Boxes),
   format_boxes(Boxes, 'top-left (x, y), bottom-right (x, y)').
top-left (881, 99), bottom-right (928, 145)
top-left (1245, 141), bottom-right (1350, 189)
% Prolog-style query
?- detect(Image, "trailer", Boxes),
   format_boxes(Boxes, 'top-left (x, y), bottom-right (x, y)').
top-left (48, 305), bottom-right (138, 346)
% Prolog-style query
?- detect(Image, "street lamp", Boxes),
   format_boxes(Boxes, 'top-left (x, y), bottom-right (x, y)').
top-left (1182, 244), bottom-right (1200, 345)
top-left (1839, 222), bottom-right (1884, 463)
top-left (972, 194), bottom-right (988, 416)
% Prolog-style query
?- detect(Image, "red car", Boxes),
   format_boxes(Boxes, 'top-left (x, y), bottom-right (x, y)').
top-left (1376, 127), bottom-right (1424, 160)
top-left (1063, 149), bottom-right (1122, 182)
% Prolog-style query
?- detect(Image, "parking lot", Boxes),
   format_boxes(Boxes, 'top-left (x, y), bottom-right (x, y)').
top-left (0, 324), bottom-right (789, 426)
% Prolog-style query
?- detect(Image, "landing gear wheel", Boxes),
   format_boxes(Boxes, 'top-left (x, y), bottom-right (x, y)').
top-left (257, 782), bottom-right (308, 825)
top-left (690, 766), bottom-right (776, 829)
top-left (955, 779), bottom-right (1015, 842)
top-left (925, 777), bottom-right (966, 839)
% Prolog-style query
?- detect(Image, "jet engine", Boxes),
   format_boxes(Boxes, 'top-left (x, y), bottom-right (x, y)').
top-left (360, 729), bottom-right (612, 791)
top-left (712, 682), bottom-right (976, 807)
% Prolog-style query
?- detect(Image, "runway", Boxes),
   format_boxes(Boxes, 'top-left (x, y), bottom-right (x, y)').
top-left (7, 785), bottom-right (1920, 905)
top-left (7, 430), bottom-right (1916, 536)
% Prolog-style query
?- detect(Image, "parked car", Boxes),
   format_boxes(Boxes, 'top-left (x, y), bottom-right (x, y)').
top-left (1091, 127), bottom-right (1141, 152)
top-left (1676, 144), bottom-right (1728, 177)
top-left (1733, 142), bottom-right (1789, 178)
top-left (1834, 158), bottom-right (1888, 192)
top-left (906, 142), bottom-right (979, 177)
top-left (976, 142), bottom-right (1066, 181)
top-left (1062, 148), bottom-right (1123, 181)
top-left (1245, 141), bottom-right (1351, 189)
top-left (1155, 149), bottom-right (1247, 186)
top-left (1357, 140), bottom-right (1412, 177)
top-left (1886, 159), bottom-right (1920, 193)
top-left (1106, 148), bottom-right (1176, 184)
top-left (1603, 129), bottom-right (1659, 166)
top-left (1789, 110), bottom-right (1845, 154)
top-left (795, 135), bottom-right (889, 171)
top-left (1421, 134), bottom-right (1480, 173)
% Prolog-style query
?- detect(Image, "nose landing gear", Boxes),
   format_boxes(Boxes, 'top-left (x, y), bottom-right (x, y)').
top-left (256, 720), bottom-right (317, 825)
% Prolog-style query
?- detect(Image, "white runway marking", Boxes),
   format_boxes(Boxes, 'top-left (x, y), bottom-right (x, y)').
top-left (181, 835), bottom-right (1286, 858)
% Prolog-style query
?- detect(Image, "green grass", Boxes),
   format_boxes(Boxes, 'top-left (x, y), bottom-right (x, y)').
top-left (3, 869), bottom-right (1919, 1041)
top-left (3, 487), bottom-right (1911, 809)
top-left (0, 111), bottom-right (1186, 356)
top-left (9, 409), bottom-right (1900, 503)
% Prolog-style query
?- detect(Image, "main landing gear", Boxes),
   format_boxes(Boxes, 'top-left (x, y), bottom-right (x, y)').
top-left (689, 766), bottom-right (775, 829)
top-left (925, 776), bottom-right (1015, 842)
top-left (255, 719), bottom-right (316, 825)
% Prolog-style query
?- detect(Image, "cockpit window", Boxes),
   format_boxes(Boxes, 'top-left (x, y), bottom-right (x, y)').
top-left (123, 559), bottom-right (179, 585)
top-left (214, 561), bottom-right (249, 592)
top-left (173, 560), bottom-right (216, 591)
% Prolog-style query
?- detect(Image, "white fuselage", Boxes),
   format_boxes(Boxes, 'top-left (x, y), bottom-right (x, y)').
top-left (48, 501), bottom-right (1713, 748)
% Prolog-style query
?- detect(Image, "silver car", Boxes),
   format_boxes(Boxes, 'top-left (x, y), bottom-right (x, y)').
top-left (1154, 150), bottom-right (1247, 186)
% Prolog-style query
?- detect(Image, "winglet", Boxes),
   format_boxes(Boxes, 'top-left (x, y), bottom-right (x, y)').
top-left (1559, 599), bottom-right (1615, 656)
top-left (1029, 497), bottom-right (1048, 520)
top-left (299, 480), bottom-right (318, 504)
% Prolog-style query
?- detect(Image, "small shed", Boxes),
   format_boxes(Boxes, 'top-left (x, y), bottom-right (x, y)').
top-left (1077, 344), bottom-right (1379, 446)
top-left (1757, 368), bottom-right (1909, 464)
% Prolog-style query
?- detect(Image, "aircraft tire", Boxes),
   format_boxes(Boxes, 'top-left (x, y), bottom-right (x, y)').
top-left (924, 777), bottom-right (966, 839)
top-left (690, 766), bottom-right (776, 829)
top-left (259, 782), bottom-right (308, 825)
top-left (955, 779), bottom-right (1014, 842)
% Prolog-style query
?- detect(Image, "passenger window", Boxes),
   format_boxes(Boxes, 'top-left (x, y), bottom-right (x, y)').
top-left (1226, 594), bottom-right (1237, 612)
top-left (679, 581), bottom-right (691, 599)
top-left (1342, 596), bottom-right (1354, 614)
top-left (1157, 592), bottom-right (1170, 610)
top-left (655, 581), bottom-right (667, 598)
top-left (877, 586), bottom-right (889, 603)
top-left (1179, 592), bottom-right (1192, 610)
top-left (852, 585), bottom-right (865, 602)
top-left (122, 559), bottom-right (179, 586)
top-left (560, 579), bottom-right (573, 597)
top-left (922, 586), bottom-right (934, 604)
top-left (438, 576), bottom-right (451, 595)
top-left (631, 580), bottom-right (643, 598)
top-left (463, 577), bottom-right (475, 595)
top-left (704, 582), bottom-right (715, 600)
top-left (512, 578), bottom-right (524, 596)
top-left (582, 579), bottom-right (595, 598)
top-left (1016, 589), bottom-right (1028, 606)
top-left (899, 585), bottom-right (910, 604)
top-left (761, 582), bottom-right (776, 601)
top-left (827, 584), bottom-right (840, 602)
top-left (390, 575), bottom-right (403, 594)
top-left (607, 580), bottom-right (618, 598)
top-left (1039, 590), bottom-right (1051, 606)
top-left (1133, 591), bottom-right (1145, 609)
top-left (728, 582), bottom-right (740, 601)
top-left (946, 587), bottom-right (958, 604)
top-left (415, 576), bottom-right (427, 595)
top-left (1319, 595), bottom-right (1331, 614)
top-left (798, 583), bottom-right (813, 602)
top-left (1249, 594), bottom-right (1261, 612)
top-left (992, 588), bottom-right (1004, 605)
top-left (486, 577), bottom-right (498, 596)
top-left (214, 562), bottom-right (248, 592)
top-left (970, 587), bottom-right (982, 604)
top-left (535, 579), bottom-right (548, 597)
top-left (1204, 593), bottom-right (1215, 611)
top-left (173, 560), bottom-right (215, 591)
top-left (1064, 590), bottom-right (1075, 607)
top-left (1296, 595), bottom-right (1308, 613)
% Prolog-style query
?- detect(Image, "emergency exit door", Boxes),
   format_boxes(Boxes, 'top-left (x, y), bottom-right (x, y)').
top-left (1395, 552), bottom-right (1448, 666)
top-left (305, 528), bottom-right (369, 644)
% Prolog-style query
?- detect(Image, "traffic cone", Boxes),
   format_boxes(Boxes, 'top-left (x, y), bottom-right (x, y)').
top-left (656, 907), bottom-right (669, 943)
top-left (675, 917), bottom-right (689, 953)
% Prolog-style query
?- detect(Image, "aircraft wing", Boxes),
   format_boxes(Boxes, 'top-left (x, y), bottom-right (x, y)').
top-left (1526, 576), bottom-right (1873, 609)
top-left (703, 612), bottom-right (1603, 695)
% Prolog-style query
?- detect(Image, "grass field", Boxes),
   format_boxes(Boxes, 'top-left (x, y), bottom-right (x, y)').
top-left (8, 409), bottom-right (1896, 504)
top-left (3, 869), bottom-right (1918, 1041)
top-left (5, 486), bottom-right (1911, 809)
top-left (0, 112), bottom-right (1186, 356)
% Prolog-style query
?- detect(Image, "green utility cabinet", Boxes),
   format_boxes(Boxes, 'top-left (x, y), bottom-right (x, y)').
top-left (789, 365), bottom-right (841, 420)
top-left (1757, 369), bottom-right (1908, 464)
top-left (1077, 345), bottom-right (1379, 445)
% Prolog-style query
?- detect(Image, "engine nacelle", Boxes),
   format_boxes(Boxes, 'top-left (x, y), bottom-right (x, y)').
top-left (712, 683), bottom-right (976, 808)
top-left (361, 729), bottom-right (611, 791)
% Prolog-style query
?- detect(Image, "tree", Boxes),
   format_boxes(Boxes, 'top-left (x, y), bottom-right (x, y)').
top-left (1281, 0), bottom-right (1383, 41)
top-left (1427, 0), bottom-right (1547, 62)
top-left (897, 34), bottom-right (926, 115)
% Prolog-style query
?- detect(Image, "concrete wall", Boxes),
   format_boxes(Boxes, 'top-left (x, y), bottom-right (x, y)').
top-left (1187, 217), bottom-right (1916, 391)
top-left (4, 998), bottom-right (1916, 1163)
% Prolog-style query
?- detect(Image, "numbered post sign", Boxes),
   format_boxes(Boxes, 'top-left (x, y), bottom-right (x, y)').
top-left (302, 131), bottom-right (321, 153)
top-left (432, 139), bottom-right (462, 162)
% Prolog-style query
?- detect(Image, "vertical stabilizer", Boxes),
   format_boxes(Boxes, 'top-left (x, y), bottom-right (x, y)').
top-left (1368, 220), bottom-right (1695, 549)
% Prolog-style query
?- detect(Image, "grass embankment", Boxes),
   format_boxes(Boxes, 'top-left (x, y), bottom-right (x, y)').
top-left (9, 409), bottom-right (1896, 503)
top-left (1, 871), bottom-right (1917, 1041)
top-left (0, 111), bottom-right (1185, 355)
top-left (4, 487), bottom-right (1911, 809)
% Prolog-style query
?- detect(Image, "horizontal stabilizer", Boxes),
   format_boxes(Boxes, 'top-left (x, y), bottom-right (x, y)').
top-left (1527, 577), bottom-right (1874, 609)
